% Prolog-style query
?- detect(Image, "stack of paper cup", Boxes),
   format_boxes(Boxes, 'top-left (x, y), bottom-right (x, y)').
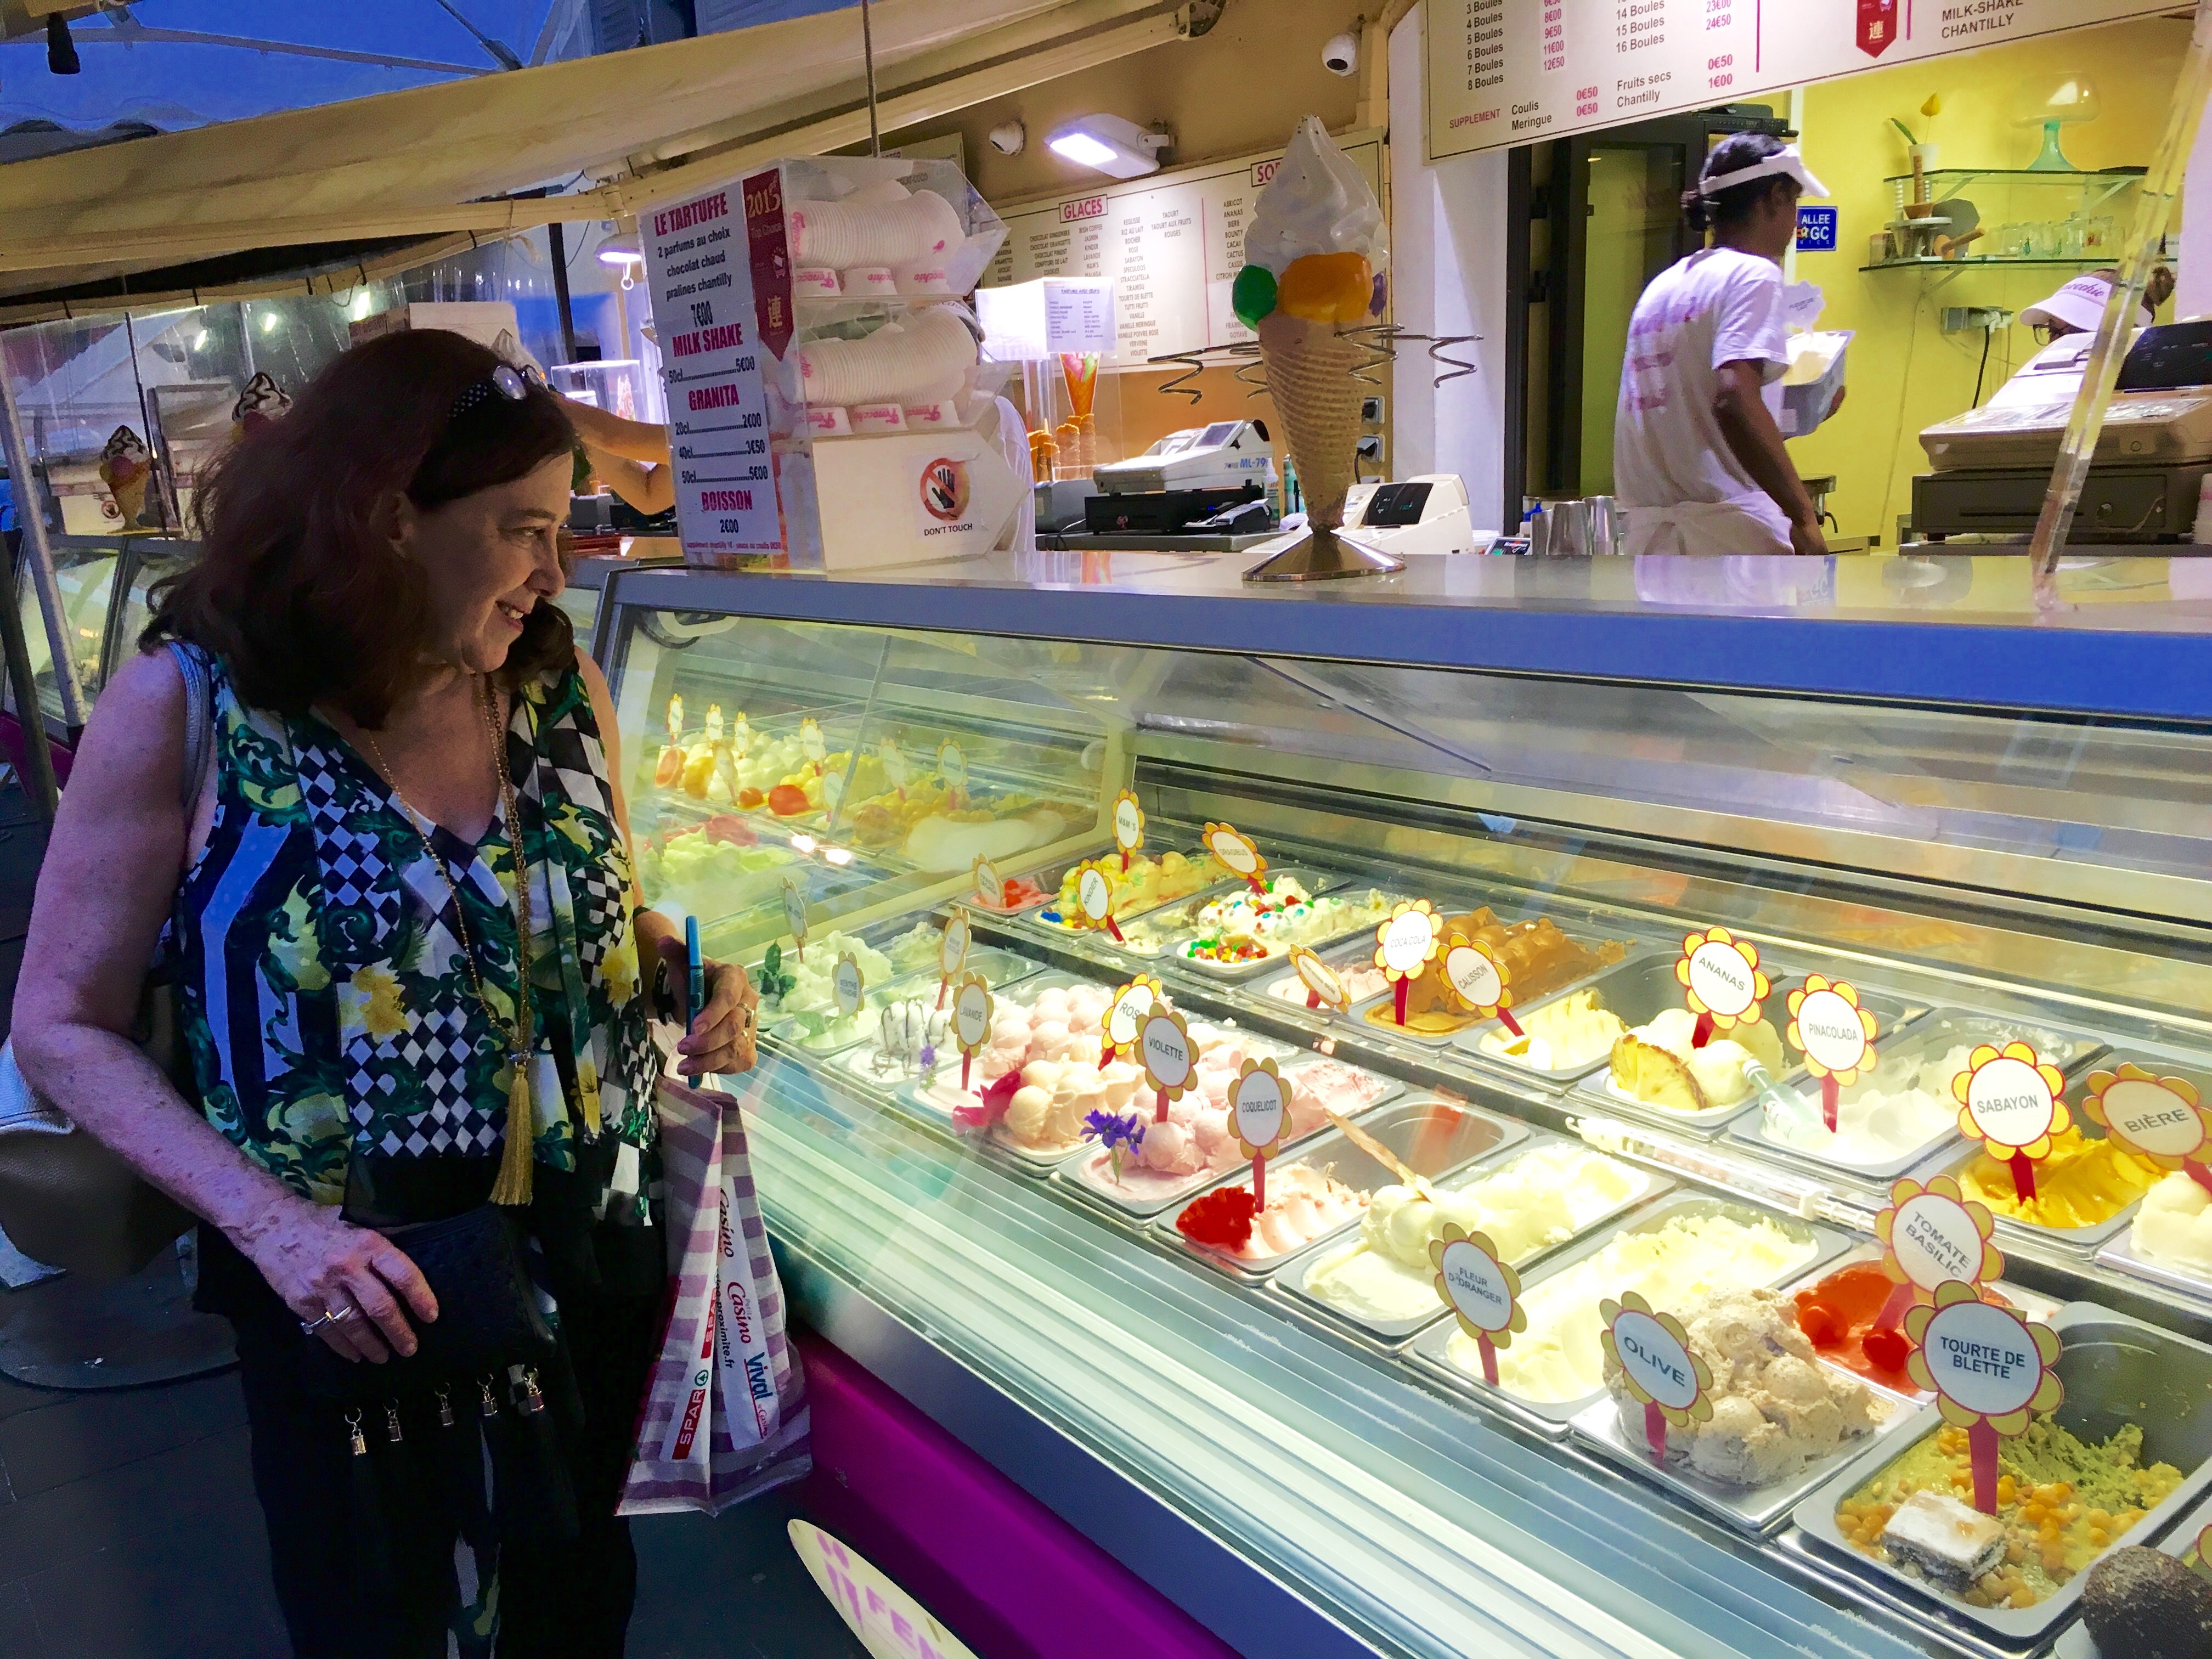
top-left (786, 306), bottom-right (978, 411)
top-left (787, 189), bottom-right (964, 273)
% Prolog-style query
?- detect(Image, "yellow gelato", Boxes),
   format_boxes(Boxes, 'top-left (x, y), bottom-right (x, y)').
top-left (2130, 1170), bottom-right (2212, 1274)
top-left (1957, 1128), bottom-right (2160, 1231)
top-left (1477, 989), bottom-right (1625, 1073)
top-left (1464, 1211), bottom-right (1819, 1403)
top-left (1304, 1145), bottom-right (1645, 1324)
top-left (1609, 1007), bottom-right (1785, 1114)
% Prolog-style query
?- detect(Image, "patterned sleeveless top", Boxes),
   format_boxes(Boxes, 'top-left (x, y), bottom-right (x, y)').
top-left (170, 646), bottom-right (663, 1215)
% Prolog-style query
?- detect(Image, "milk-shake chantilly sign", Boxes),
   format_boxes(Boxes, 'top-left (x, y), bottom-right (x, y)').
top-left (1426, 0), bottom-right (2176, 160)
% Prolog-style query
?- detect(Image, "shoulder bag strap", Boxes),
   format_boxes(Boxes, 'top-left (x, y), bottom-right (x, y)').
top-left (166, 640), bottom-right (213, 817)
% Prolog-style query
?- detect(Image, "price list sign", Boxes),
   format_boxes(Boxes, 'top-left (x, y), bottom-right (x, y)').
top-left (643, 175), bottom-right (783, 561)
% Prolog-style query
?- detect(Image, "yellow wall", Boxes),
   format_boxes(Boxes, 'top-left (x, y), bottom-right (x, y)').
top-left (1788, 14), bottom-right (2193, 543)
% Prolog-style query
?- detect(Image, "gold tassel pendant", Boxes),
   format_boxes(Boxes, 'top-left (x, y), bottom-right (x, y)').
top-left (489, 1053), bottom-right (534, 1206)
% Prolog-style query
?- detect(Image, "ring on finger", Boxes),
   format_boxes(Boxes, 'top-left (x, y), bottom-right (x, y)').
top-left (299, 1305), bottom-right (357, 1336)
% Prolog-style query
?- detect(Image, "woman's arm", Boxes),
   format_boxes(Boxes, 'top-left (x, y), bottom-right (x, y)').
top-left (12, 651), bottom-right (435, 1362)
top-left (575, 652), bottom-right (755, 1075)
top-left (585, 445), bottom-right (674, 516)
top-left (561, 397), bottom-right (673, 467)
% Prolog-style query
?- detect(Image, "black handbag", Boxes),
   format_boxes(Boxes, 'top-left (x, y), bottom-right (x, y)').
top-left (300, 1204), bottom-right (554, 1402)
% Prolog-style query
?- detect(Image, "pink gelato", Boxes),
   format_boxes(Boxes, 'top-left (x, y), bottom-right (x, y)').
top-left (1184, 1161), bottom-right (1369, 1263)
top-left (1266, 960), bottom-right (1390, 1009)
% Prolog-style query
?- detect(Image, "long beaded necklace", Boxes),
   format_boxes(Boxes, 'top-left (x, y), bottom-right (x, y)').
top-left (360, 676), bottom-right (540, 1205)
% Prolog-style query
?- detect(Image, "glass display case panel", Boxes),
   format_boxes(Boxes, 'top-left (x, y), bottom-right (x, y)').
top-left (604, 591), bottom-right (2212, 1659)
top-left (611, 611), bottom-right (1120, 963)
top-left (9, 538), bottom-right (125, 726)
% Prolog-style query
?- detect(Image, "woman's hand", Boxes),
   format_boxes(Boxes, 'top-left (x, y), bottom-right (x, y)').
top-left (652, 933), bottom-right (758, 1077)
top-left (236, 1195), bottom-right (439, 1364)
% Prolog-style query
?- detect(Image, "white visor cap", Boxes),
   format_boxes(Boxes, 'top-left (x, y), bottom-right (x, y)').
top-left (2020, 272), bottom-right (2151, 334)
top-left (1697, 144), bottom-right (1829, 201)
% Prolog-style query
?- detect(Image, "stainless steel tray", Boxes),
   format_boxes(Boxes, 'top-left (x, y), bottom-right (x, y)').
top-left (1561, 954), bottom-right (1809, 1136)
top-left (1018, 847), bottom-right (1225, 935)
top-left (2094, 1226), bottom-right (2212, 1314)
top-left (1096, 866), bottom-right (1351, 963)
top-left (1275, 1133), bottom-right (1673, 1355)
top-left (1252, 939), bottom-right (1393, 1029)
top-left (1149, 1097), bottom-right (1530, 1284)
top-left (834, 967), bottom-right (1110, 1095)
top-left (1047, 1039), bottom-right (1389, 1218)
top-left (1173, 882), bottom-right (1408, 984)
top-left (768, 946), bottom-right (1042, 1054)
top-left (1792, 1302), bottom-right (2212, 1650)
top-left (1399, 1192), bottom-right (1854, 1440)
top-left (1567, 1370), bottom-right (1922, 1539)
top-left (1347, 919), bottom-right (1642, 1052)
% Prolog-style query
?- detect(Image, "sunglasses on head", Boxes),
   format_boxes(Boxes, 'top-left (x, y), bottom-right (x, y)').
top-left (449, 361), bottom-right (549, 420)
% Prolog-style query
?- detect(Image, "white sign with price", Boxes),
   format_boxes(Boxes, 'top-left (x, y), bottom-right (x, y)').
top-left (1424, 0), bottom-right (2169, 162)
top-left (641, 177), bottom-right (782, 557)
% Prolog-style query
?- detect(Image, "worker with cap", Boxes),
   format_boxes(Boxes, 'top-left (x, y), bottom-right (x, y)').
top-left (1984, 266), bottom-right (2173, 410)
top-left (1615, 133), bottom-right (1835, 556)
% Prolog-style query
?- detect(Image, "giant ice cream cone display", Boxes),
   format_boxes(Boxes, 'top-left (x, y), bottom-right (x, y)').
top-left (98, 425), bottom-right (152, 528)
top-left (1235, 117), bottom-right (1399, 581)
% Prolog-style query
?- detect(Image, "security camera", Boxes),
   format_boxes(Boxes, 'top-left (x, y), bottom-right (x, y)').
top-left (1322, 30), bottom-right (1358, 76)
top-left (988, 120), bottom-right (1026, 157)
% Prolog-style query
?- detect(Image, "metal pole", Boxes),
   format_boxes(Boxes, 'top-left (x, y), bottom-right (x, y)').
top-left (860, 0), bottom-right (882, 157)
top-left (0, 533), bottom-right (59, 818)
top-left (0, 336), bottom-right (87, 730)
top-left (548, 222), bottom-right (579, 362)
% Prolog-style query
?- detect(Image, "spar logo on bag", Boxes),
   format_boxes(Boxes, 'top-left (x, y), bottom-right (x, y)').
top-left (919, 456), bottom-right (969, 523)
top-left (670, 1307), bottom-right (718, 1462)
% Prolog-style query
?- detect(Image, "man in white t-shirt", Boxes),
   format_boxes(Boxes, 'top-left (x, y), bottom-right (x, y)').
top-left (1615, 138), bottom-right (1830, 556)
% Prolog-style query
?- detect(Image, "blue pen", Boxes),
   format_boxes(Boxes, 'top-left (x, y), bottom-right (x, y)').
top-left (685, 915), bottom-right (704, 1029)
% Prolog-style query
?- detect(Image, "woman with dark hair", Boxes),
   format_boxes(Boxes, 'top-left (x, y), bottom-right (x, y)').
top-left (13, 329), bottom-right (756, 1657)
top-left (1613, 132), bottom-right (1832, 556)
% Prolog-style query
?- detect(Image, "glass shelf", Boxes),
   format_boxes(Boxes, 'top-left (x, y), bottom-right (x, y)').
top-left (1859, 254), bottom-right (2177, 273)
top-left (1883, 166), bottom-right (2147, 184)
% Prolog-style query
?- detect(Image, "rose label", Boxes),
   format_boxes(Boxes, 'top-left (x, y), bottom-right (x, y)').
top-left (1429, 1226), bottom-right (1524, 1385)
top-left (1102, 976), bottom-right (1160, 1068)
top-left (1784, 975), bottom-right (1878, 1132)
top-left (1905, 1282), bottom-right (2063, 1514)
top-left (1674, 926), bottom-right (1769, 1049)
top-left (1953, 1041), bottom-right (2070, 1203)
top-left (2085, 1062), bottom-right (2212, 1196)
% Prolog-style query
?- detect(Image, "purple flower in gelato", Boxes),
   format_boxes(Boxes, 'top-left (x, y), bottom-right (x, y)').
top-left (1084, 1108), bottom-right (1146, 1181)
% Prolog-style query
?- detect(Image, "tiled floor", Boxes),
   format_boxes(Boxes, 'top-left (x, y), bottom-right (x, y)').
top-left (0, 782), bottom-right (867, 1658)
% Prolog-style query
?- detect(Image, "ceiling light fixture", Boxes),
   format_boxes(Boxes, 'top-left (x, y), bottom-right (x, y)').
top-left (1045, 114), bottom-right (1170, 180)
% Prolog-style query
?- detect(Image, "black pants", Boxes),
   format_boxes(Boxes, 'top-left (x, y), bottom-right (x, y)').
top-left (230, 1285), bottom-right (663, 1658)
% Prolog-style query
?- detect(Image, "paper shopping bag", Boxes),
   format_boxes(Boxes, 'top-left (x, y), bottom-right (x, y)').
top-left (619, 1067), bottom-right (810, 1516)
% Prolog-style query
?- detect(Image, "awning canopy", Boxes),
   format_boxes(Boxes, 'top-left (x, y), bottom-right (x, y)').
top-left (0, 0), bottom-right (1189, 317)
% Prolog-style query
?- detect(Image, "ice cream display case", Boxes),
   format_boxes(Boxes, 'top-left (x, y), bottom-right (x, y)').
top-left (596, 551), bottom-right (2212, 1659)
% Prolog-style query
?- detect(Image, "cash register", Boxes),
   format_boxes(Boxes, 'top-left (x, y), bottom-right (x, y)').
top-left (1077, 419), bottom-right (1279, 537)
top-left (1912, 321), bottom-right (2212, 543)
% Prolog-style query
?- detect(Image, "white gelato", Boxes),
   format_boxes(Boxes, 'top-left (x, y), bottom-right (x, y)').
top-left (2132, 1170), bottom-right (2212, 1277)
top-left (1244, 115), bottom-right (1388, 276)
top-left (1759, 1042), bottom-right (1970, 1167)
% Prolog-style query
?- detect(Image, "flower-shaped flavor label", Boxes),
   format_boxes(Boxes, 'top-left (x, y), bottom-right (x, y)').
top-left (1953, 1041), bottom-right (2070, 1203)
top-left (1869, 1173), bottom-right (2003, 1355)
top-left (1138, 1006), bottom-right (1194, 1123)
top-left (937, 740), bottom-right (968, 796)
top-left (1602, 1291), bottom-right (1713, 1460)
top-left (1113, 791), bottom-right (1145, 868)
top-left (1906, 1280), bottom-right (2064, 1514)
top-left (731, 711), bottom-right (751, 758)
top-left (1290, 946), bottom-right (1347, 1012)
top-left (782, 877), bottom-right (808, 958)
top-left (1430, 1225), bottom-right (1523, 1385)
top-left (801, 716), bottom-right (827, 770)
top-left (1229, 1057), bottom-right (1288, 1204)
top-left (1071, 859), bottom-right (1126, 943)
top-left (951, 972), bottom-right (992, 1092)
top-left (937, 909), bottom-right (972, 989)
top-left (972, 855), bottom-right (1004, 910)
top-left (832, 951), bottom-right (864, 1018)
top-left (878, 737), bottom-right (909, 793)
top-left (1785, 975), bottom-right (1878, 1132)
top-left (1101, 975), bottom-right (1162, 1068)
top-left (2084, 1062), bottom-right (2212, 1195)
top-left (1373, 899), bottom-right (1441, 1028)
top-left (1674, 926), bottom-right (1769, 1049)
top-left (1202, 822), bottom-right (1267, 891)
top-left (1442, 932), bottom-right (1521, 1038)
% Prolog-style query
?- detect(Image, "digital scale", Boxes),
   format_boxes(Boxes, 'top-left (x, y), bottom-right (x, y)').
top-left (1913, 321), bottom-right (2212, 543)
top-left (1338, 474), bottom-right (1491, 557)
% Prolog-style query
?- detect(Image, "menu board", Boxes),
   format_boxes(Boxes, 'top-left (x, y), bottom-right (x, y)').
top-left (1427, 0), bottom-right (2175, 161)
top-left (640, 174), bottom-right (783, 557)
top-left (981, 134), bottom-right (1384, 368)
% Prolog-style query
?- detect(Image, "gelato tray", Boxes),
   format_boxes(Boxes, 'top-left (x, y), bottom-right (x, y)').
top-left (1402, 1193), bottom-right (1852, 1439)
top-left (1352, 909), bottom-right (1633, 1050)
top-left (1257, 940), bottom-right (1392, 1024)
top-left (1023, 848), bottom-right (1228, 934)
top-left (757, 921), bottom-right (1041, 1056)
top-left (1052, 1045), bottom-right (1401, 1216)
top-left (1109, 870), bottom-right (1399, 977)
top-left (1154, 1096), bottom-right (1529, 1283)
top-left (1565, 954), bottom-right (1807, 1135)
top-left (2082, 1039), bottom-right (2212, 1304)
top-left (1793, 1304), bottom-right (2212, 1649)
top-left (834, 968), bottom-right (1105, 1098)
top-left (1277, 1136), bottom-right (1673, 1353)
top-left (1567, 1284), bottom-right (1919, 1537)
top-left (1784, 1246), bottom-right (2062, 1403)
